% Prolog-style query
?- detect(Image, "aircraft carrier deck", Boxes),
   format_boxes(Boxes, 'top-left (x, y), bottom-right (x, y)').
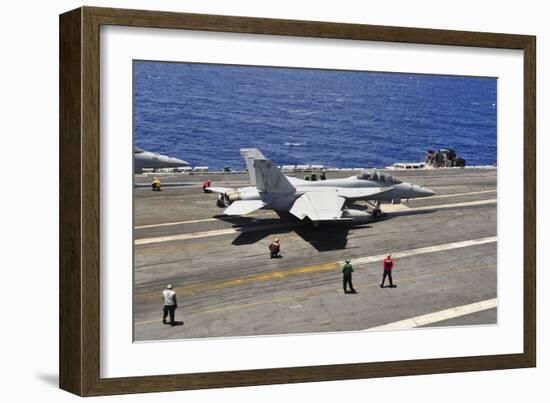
top-left (133, 168), bottom-right (497, 341)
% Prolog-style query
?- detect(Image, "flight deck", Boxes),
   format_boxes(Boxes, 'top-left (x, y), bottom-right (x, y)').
top-left (133, 168), bottom-right (497, 341)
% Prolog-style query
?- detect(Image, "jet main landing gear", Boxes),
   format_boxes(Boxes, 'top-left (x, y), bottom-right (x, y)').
top-left (366, 201), bottom-right (387, 220)
top-left (216, 193), bottom-right (226, 208)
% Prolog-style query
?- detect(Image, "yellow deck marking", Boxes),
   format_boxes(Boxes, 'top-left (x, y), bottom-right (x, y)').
top-left (136, 261), bottom-right (338, 301)
top-left (135, 264), bottom-right (495, 325)
top-left (200, 264), bottom-right (495, 315)
top-left (135, 237), bottom-right (496, 302)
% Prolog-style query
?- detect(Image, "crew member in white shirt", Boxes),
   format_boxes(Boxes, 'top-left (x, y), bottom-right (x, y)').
top-left (162, 284), bottom-right (178, 326)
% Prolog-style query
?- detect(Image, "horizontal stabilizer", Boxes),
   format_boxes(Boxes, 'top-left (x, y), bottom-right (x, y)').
top-left (207, 186), bottom-right (234, 194)
top-left (337, 187), bottom-right (394, 200)
top-left (223, 200), bottom-right (265, 216)
top-left (290, 191), bottom-right (345, 221)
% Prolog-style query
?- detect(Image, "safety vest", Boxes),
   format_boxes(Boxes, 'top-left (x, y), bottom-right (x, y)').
top-left (342, 263), bottom-right (353, 275)
top-left (383, 258), bottom-right (394, 270)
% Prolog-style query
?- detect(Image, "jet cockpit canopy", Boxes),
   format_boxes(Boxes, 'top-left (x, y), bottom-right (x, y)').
top-left (356, 170), bottom-right (401, 184)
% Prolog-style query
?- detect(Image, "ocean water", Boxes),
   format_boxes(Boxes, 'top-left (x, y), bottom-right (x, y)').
top-left (134, 61), bottom-right (497, 170)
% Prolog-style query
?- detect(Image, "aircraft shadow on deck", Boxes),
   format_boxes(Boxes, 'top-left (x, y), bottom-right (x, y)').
top-left (214, 206), bottom-right (437, 251)
top-left (214, 214), bottom-right (371, 252)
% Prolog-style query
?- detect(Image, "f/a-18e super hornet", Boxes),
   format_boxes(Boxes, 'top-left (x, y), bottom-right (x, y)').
top-left (208, 148), bottom-right (435, 224)
top-left (134, 147), bottom-right (190, 173)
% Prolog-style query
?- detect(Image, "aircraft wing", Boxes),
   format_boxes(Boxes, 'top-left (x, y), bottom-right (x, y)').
top-left (336, 187), bottom-right (394, 200)
top-left (207, 186), bottom-right (234, 194)
top-left (289, 191), bottom-right (346, 221)
top-left (286, 176), bottom-right (310, 186)
top-left (223, 200), bottom-right (266, 216)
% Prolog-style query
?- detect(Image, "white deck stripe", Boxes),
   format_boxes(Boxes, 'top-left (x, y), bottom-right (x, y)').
top-left (135, 212), bottom-right (275, 229)
top-left (135, 192), bottom-right (496, 230)
top-left (426, 189), bottom-right (496, 199)
top-left (136, 218), bottom-right (218, 229)
top-left (352, 236), bottom-right (496, 266)
top-left (420, 199), bottom-right (496, 209)
top-left (366, 298), bottom-right (497, 331)
top-left (384, 198), bottom-right (496, 213)
top-left (135, 228), bottom-right (237, 244)
top-left (135, 223), bottom-right (294, 245)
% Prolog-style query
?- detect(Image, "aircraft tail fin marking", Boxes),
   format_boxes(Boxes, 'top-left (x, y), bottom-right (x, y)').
top-left (253, 158), bottom-right (296, 195)
top-left (240, 148), bottom-right (266, 186)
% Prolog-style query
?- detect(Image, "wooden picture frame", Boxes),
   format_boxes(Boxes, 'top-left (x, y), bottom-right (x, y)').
top-left (59, 6), bottom-right (536, 396)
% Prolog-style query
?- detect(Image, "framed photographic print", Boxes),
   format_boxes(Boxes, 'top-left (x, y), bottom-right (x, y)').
top-left (59, 6), bottom-right (536, 396)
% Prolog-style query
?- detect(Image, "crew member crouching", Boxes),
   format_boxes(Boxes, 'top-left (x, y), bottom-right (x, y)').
top-left (269, 238), bottom-right (281, 259)
top-left (151, 177), bottom-right (161, 191)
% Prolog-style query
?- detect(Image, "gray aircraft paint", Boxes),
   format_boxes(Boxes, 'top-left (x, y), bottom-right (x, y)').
top-left (208, 148), bottom-right (435, 223)
top-left (134, 147), bottom-right (190, 173)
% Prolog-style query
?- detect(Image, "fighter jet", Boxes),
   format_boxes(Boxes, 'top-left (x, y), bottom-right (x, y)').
top-left (134, 147), bottom-right (190, 173)
top-left (208, 148), bottom-right (435, 224)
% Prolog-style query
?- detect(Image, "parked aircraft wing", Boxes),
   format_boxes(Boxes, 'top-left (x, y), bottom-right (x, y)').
top-left (287, 176), bottom-right (309, 186)
top-left (223, 200), bottom-right (265, 216)
top-left (337, 187), bottom-right (394, 200)
top-left (289, 191), bottom-right (345, 221)
top-left (207, 186), bottom-right (234, 194)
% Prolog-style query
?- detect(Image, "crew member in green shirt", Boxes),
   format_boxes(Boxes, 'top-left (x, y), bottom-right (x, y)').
top-left (342, 259), bottom-right (357, 294)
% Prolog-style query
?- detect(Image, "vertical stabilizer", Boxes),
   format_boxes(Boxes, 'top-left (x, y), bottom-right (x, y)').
top-left (253, 159), bottom-right (295, 195)
top-left (240, 148), bottom-right (266, 186)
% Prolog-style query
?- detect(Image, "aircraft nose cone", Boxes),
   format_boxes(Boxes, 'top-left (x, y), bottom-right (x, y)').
top-left (165, 156), bottom-right (189, 167)
top-left (173, 157), bottom-right (190, 166)
top-left (419, 187), bottom-right (435, 197)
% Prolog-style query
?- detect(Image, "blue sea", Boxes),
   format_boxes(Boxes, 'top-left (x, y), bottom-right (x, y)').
top-left (134, 61), bottom-right (496, 170)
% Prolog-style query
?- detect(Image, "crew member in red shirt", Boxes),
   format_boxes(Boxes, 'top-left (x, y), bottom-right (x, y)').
top-left (269, 238), bottom-right (281, 259)
top-left (202, 179), bottom-right (212, 193)
top-left (381, 254), bottom-right (396, 288)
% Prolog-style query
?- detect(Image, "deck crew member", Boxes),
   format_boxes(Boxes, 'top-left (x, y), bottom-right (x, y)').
top-left (162, 284), bottom-right (178, 326)
top-left (202, 179), bottom-right (212, 193)
top-left (151, 177), bottom-right (161, 191)
top-left (269, 238), bottom-right (281, 259)
top-left (381, 254), bottom-right (396, 288)
top-left (342, 259), bottom-right (357, 294)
